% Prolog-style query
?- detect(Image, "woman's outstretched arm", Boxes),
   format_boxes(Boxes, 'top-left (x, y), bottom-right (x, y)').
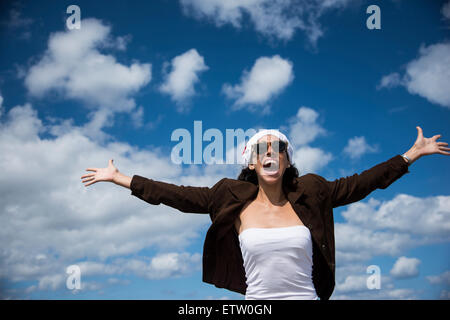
top-left (320, 126), bottom-right (449, 208)
top-left (81, 159), bottom-right (227, 214)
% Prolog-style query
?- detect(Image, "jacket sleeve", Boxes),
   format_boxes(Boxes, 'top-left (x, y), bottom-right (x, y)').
top-left (322, 154), bottom-right (410, 208)
top-left (130, 175), bottom-right (227, 214)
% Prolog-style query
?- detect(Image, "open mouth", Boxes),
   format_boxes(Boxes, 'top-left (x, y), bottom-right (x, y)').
top-left (262, 158), bottom-right (279, 173)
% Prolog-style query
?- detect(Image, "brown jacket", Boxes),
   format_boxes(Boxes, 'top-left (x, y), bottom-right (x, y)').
top-left (130, 154), bottom-right (410, 300)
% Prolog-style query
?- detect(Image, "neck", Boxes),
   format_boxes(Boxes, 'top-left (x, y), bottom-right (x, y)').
top-left (256, 179), bottom-right (286, 206)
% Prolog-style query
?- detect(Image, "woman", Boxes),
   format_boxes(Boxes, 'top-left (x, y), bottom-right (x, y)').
top-left (80, 126), bottom-right (449, 300)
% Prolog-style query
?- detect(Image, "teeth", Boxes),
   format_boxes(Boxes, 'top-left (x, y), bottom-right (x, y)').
top-left (263, 159), bottom-right (277, 165)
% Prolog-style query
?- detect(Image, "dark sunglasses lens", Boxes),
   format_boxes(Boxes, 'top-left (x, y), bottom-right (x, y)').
top-left (271, 141), bottom-right (286, 153)
top-left (256, 141), bottom-right (287, 154)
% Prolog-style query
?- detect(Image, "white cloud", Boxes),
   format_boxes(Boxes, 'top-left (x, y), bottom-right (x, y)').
top-left (332, 191), bottom-right (447, 298)
top-left (332, 270), bottom-right (419, 299)
top-left (287, 106), bottom-right (327, 146)
top-left (341, 195), bottom-right (450, 237)
top-left (137, 252), bottom-right (202, 279)
top-left (0, 102), bottom-right (234, 297)
top-left (222, 55), bottom-right (293, 112)
top-left (335, 194), bottom-right (450, 265)
top-left (180, 0), bottom-right (351, 44)
top-left (376, 72), bottom-right (403, 90)
top-left (284, 106), bottom-right (331, 173)
top-left (335, 223), bottom-right (414, 262)
top-left (78, 252), bottom-right (202, 280)
top-left (378, 42), bottom-right (450, 108)
top-left (390, 256), bottom-right (421, 279)
top-left (38, 274), bottom-right (66, 291)
top-left (335, 274), bottom-right (369, 293)
top-left (442, 1), bottom-right (450, 20)
top-left (24, 18), bottom-right (151, 140)
top-left (343, 136), bottom-right (379, 160)
top-left (427, 270), bottom-right (450, 286)
top-left (159, 49), bottom-right (209, 108)
top-left (292, 145), bottom-right (333, 174)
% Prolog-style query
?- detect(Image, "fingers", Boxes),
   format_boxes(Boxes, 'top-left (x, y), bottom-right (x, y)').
top-left (80, 173), bottom-right (95, 179)
top-left (437, 142), bottom-right (448, 146)
top-left (81, 176), bottom-right (95, 182)
top-left (432, 134), bottom-right (442, 141)
top-left (416, 126), bottom-right (423, 138)
top-left (84, 179), bottom-right (97, 187)
top-left (81, 176), bottom-right (95, 185)
top-left (85, 168), bottom-right (98, 172)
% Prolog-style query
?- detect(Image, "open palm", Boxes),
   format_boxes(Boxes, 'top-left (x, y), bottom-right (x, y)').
top-left (81, 159), bottom-right (118, 187)
top-left (413, 126), bottom-right (450, 156)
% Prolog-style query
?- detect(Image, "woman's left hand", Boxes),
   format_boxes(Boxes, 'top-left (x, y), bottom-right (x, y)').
top-left (412, 126), bottom-right (450, 157)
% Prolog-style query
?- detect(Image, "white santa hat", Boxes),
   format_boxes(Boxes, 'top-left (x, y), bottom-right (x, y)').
top-left (241, 129), bottom-right (294, 166)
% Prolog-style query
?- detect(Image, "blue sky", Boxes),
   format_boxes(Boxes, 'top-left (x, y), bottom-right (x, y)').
top-left (0, 0), bottom-right (449, 300)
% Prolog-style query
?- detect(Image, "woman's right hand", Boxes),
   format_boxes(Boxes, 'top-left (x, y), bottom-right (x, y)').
top-left (81, 159), bottom-right (119, 187)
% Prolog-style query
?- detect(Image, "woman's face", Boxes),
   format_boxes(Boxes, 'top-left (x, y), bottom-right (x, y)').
top-left (249, 134), bottom-right (290, 185)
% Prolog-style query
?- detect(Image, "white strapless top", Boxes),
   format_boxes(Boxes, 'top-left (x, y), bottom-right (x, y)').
top-left (238, 225), bottom-right (318, 300)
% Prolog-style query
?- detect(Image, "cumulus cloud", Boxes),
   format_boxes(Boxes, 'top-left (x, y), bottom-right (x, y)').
top-left (335, 274), bottom-right (370, 293)
top-left (332, 265), bottom-right (419, 299)
top-left (159, 49), bottom-right (209, 109)
top-left (77, 252), bottom-right (202, 280)
top-left (287, 106), bottom-right (327, 146)
top-left (293, 146), bottom-right (333, 174)
top-left (427, 270), bottom-right (450, 286)
top-left (343, 136), bottom-right (379, 160)
top-left (222, 55), bottom-right (293, 113)
top-left (390, 257), bottom-right (421, 279)
top-left (284, 106), bottom-right (332, 174)
top-left (376, 72), bottom-right (403, 90)
top-left (335, 194), bottom-right (450, 266)
top-left (341, 195), bottom-right (450, 237)
top-left (0, 102), bottom-right (232, 297)
top-left (24, 18), bottom-right (151, 139)
top-left (377, 42), bottom-right (450, 108)
top-left (179, 0), bottom-right (351, 44)
top-left (332, 193), bottom-right (449, 299)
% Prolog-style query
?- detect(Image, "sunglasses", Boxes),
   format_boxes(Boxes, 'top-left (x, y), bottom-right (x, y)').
top-left (253, 140), bottom-right (287, 155)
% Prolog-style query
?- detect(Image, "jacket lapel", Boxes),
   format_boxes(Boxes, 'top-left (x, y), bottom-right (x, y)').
top-left (286, 179), bottom-right (312, 226)
top-left (227, 180), bottom-right (258, 201)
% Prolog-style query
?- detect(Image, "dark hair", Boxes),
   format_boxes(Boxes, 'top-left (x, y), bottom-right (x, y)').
top-left (237, 164), bottom-right (300, 191)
